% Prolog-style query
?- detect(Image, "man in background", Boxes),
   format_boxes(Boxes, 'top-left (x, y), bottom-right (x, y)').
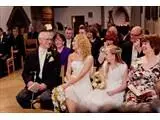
top-left (0, 28), bottom-right (10, 77)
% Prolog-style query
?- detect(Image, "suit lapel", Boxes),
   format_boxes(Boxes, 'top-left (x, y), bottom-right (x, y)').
top-left (36, 48), bottom-right (40, 78)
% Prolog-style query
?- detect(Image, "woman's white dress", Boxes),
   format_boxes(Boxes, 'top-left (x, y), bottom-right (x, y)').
top-left (84, 63), bottom-right (127, 112)
top-left (65, 60), bottom-right (93, 108)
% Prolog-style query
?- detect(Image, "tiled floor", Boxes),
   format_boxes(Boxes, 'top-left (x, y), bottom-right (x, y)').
top-left (0, 70), bottom-right (52, 113)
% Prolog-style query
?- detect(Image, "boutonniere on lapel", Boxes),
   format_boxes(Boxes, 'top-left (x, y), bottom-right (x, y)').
top-left (46, 51), bottom-right (54, 62)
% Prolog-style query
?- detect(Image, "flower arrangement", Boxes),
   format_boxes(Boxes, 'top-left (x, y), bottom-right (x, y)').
top-left (46, 51), bottom-right (54, 62)
top-left (91, 71), bottom-right (106, 89)
top-left (46, 51), bottom-right (52, 58)
top-left (51, 85), bottom-right (66, 112)
top-left (131, 58), bottom-right (142, 70)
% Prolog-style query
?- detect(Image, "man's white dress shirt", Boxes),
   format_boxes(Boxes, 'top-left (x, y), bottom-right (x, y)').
top-left (38, 47), bottom-right (47, 79)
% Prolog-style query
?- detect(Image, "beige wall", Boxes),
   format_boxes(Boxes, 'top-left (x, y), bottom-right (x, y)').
top-left (145, 19), bottom-right (160, 35)
top-left (0, 6), bottom-right (159, 35)
top-left (54, 6), bottom-right (131, 29)
top-left (144, 6), bottom-right (160, 35)
top-left (0, 7), bottom-right (13, 31)
top-left (54, 6), bottom-right (101, 27)
top-left (104, 6), bottom-right (131, 28)
top-left (0, 6), bottom-right (31, 32)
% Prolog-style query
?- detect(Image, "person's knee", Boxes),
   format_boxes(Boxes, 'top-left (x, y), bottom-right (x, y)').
top-left (39, 90), bottom-right (53, 109)
top-left (16, 91), bottom-right (24, 102)
top-left (16, 89), bottom-right (32, 108)
top-left (39, 91), bottom-right (51, 102)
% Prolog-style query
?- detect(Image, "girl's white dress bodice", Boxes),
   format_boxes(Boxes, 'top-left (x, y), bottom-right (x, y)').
top-left (65, 60), bottom-right (93, 106)
top-left (84, 63), bottom-right (127, 112)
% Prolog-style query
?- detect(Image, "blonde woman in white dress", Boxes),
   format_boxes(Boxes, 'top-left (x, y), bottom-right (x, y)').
top-left (62, 34), bottom-right (93, 112)
top-left (85, 45), bottom-right (128, 112)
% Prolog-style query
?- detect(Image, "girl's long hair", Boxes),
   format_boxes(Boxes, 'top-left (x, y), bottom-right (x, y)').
top-left (103, 45), bottom-right (124, 81)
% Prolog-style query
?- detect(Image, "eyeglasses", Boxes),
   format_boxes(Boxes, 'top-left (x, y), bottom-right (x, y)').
top-left (43, 38), bottom-right (52, 41)
top-left (131, 33), bottom-right (141, 37)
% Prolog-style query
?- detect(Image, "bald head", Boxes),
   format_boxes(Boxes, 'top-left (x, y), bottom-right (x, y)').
top-left (131, 26), bottom-right (142, 35)
top-left (130, 26), bottom-right (143, 43)
top-left (108, 26), bottom-right (118, 36)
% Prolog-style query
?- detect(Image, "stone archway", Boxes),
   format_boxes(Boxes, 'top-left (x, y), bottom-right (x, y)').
top-left (7, 7), bottom-right (31, 29)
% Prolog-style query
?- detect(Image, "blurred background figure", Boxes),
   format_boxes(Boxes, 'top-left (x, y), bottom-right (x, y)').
top-left (87, 26), bottom-right (103, 68)
top-left (28, 24), bottom-right (39, 39)
top-left (9, 27), bottom-right (25, 70)
top-left (78, 25), bottom-right (87, 35)
top-left (0, 28), bottom-right (11, 77)
top-left (65, 27), bottom-right (74, 50)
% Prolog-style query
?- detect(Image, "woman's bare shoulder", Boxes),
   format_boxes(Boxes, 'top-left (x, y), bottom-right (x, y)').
top-left (68, 52), bottom-right (77, 60)
top-left (84, 55), bottom-right (94, 63)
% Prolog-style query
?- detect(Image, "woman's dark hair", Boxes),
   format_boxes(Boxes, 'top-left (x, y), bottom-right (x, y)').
top-left (87, 27), bottom-right (98, 39)
top-left (0, 27), bottom-right (3, 32)
top-left (142, 35), bottom-right (160, 55)
top-left (53, 32), bottom-right (66, 46)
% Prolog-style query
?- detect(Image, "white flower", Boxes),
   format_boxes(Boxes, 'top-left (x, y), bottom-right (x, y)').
top-left (47, 51), bottom-right (52, 55)
top-left (51, 86), bottom-right (67, 112)
top-left (131, 58), bottom-right (142, 69)
top-left (99, 82), bottom-right (105, 89)
top-left (92, 82), bottom-right (97, 88)
top-left (44, 24), bottom-right (52, 30)
top-left (46, 51), bottom-right (52, 58)
top-left (91, 71), bottom-right (105, 89)
top-left (61, 105), bottom-right (66, 111)
top-left (49, 56), bottom-right (54, 62)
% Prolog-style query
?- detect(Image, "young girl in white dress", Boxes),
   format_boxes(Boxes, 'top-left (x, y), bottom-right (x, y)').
top-left (85, 45), bottom-right (128, 112)
top-left (63, 34), bottom-right (93, 112)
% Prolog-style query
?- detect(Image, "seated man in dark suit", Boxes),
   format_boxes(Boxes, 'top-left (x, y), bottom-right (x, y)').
top-left (10, 27), bottom-right (25, 70)
top-left (0, 28), bottom-right (10, 77)
top-left (16, 30), bottom-right (61, 110)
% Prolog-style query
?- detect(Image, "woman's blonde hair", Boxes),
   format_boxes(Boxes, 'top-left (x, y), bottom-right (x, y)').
top-left (74, 34), bottom-right (91, 60)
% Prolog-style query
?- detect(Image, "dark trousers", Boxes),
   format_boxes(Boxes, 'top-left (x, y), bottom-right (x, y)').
top-left (14, 53), bottom-right (22, 70)
top-left (16, 88), bottom-right (54, 110)
top-left (0, 58), bottom-right (7, 77)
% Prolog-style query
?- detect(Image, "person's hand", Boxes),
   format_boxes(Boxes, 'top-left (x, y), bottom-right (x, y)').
top-left (39, 83), bottom-right (47, 91)
top-left (134, 39), bottom-right (141, 49)
top-left (27, 81), bottom-right (34, 88)
top-left (13, 50), bottom-right (19, 53)
top-left (106, 91), bottom-right (114, 96)
top-left (70, 75), bottom-right (76, 81)
top-left (62, 82), bottom-right (71, 90)
top-left (98, 51), bottom-right (105, 63)
top-left (62, 83), bottom-right (67, 90)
